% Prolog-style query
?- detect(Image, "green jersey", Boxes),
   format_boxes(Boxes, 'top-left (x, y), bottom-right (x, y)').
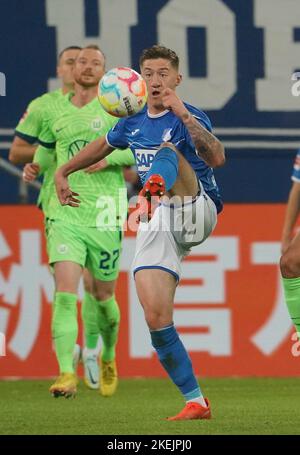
top-left (15, 89), bottom-right (63, 218)
top-left (15, 89), bottom-right (62, 142)
top-left (38, 93), bottom-right (135, 228)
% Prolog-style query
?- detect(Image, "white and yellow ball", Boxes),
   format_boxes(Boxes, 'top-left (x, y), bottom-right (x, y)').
top-left (98, 67), bottom-right (148, 118)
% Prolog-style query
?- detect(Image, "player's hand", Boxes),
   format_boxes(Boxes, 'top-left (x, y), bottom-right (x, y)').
top-left (162, 88), bottom-right (188, 119)
top-left (55, 169), bottom-right (80, 207)
top-left (84, 158), bottom-right (108, 173)
top-left (22, 163), bottom-right (40, 182)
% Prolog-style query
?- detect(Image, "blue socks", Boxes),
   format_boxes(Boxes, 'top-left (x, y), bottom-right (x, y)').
top-left (146, 147), bottom-right (179, 191)
top-left (150, 324), bottom-right (202, 401)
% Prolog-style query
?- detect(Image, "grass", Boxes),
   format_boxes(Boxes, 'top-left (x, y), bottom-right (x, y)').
top-left (1, 378), bottom-right (300, 435)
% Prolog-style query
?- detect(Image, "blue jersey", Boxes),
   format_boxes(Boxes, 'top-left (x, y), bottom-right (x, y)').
top-left (292, 149), bottom-right (300, 182)
top-left (106, 102), bottom-right (223, 213)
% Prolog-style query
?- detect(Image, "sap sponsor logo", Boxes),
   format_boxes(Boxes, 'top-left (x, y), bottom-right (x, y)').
top-left (135, 149), bottom-right (158, 172)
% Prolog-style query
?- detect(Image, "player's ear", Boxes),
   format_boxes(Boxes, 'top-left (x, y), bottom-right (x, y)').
top-left (176, 74), bottom-right (182, 86)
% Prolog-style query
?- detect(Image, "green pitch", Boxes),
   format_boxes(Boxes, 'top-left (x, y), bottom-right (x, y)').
top-left (1, 378), bottom-right (300, 435)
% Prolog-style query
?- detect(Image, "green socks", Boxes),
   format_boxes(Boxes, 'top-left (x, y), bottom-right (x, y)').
top-left (282, 277), bottom-right (300, 333)
top-left (54, 290), bottom-right (120, 369)
top-left (52, 292), bottom-right (78, 373)
top-left (96, 295), bottom-right (120, 362)
top-left (81, 292), bottom-right (99, 349)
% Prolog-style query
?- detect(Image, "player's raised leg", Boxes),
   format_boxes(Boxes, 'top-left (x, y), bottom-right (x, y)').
top-left (50, 261), bottom-right (81, 398)
top-left (139, 142), bottom-right (199, 221)
top-left (135, 269), bottom-right (211, 420)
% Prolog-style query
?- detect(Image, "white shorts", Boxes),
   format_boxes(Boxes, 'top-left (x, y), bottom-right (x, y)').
top-left (132, 187), bottom-right (217, 281)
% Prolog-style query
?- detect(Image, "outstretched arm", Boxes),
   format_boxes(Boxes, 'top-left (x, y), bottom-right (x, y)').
top-left (84, 147), bottom-right (135, 174)
top-left (55, 136), bottom-right (114, 206)
top-left (162, 88), bottom-right (225, 168)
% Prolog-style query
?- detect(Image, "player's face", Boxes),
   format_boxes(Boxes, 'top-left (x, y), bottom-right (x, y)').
top-left (73, 49), bottom-right (105, 88)
top-left (141, 58), bottom-right (182, 111)
top-left (57, 49), bottom-right (81, 87)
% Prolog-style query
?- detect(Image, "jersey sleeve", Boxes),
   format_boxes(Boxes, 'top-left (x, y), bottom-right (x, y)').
top-left (15, 97), bottom-right (44, 144)
top-left (105, 148), bottom-right (135, 167)
top-left (195, 110), bottom-right (212, 133)
top-left (106, 118), bottom-right (129, 149)
top-left (38, 117), bottom-right (56, 149)
top-left (291, 149), bottom-right (300, 182)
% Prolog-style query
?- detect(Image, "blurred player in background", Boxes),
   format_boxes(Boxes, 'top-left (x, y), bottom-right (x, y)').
top-left (280, 149), bottom-right (300, 338)
top-left (55, 45), bottom-right (225, 419)
top-left (10, 45), bottom-right (134, 395)
top-left (9, 46), bottom-right (81, 163)
top-left (9, 46), bottom-right (105, 390)
top-left (27, 45), bottom-right (135, 398)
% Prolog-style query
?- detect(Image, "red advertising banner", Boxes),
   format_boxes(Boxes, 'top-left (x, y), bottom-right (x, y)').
top-left (0, 205), bottom-right (299, 378)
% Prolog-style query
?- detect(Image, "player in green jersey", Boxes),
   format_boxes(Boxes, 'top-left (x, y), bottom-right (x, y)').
top-left (10, 45), bottom-right (116, 391)
top-left (26, 45), bottom-right (135, 398)
top-left (9, 46), bottom-right (81, 164)
top-left (10, 46), bottom-right (82, 224)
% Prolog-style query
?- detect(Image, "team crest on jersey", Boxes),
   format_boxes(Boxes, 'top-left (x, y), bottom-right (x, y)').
top-left (91, 118), bottom-right (102, 131)
top-left (162, 128), bottom-right (173, 142)
top-left (68, 140), bottom-right (89, 159)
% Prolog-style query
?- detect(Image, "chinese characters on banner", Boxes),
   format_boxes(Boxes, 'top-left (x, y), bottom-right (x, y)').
top-left (0, 205), bottom-right (298, 377)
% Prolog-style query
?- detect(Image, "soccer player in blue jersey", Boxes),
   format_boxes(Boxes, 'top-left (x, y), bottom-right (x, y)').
top-left (55, 45), bottom-right (225, 420)
top-left (280, 149), bottom-right (300, 339)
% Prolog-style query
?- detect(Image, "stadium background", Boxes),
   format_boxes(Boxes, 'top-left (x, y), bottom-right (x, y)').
top-left (0, 0), bottom-right (300, 378)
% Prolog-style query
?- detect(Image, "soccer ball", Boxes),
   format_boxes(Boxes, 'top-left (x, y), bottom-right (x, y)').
top-left (98, 67), bottom-right (148, 117)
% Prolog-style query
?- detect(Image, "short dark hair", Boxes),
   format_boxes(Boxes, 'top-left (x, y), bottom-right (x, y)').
top-left (139, 45), bottom-right (179, 70)
top-left (58, 46), bottom-right (82, 62)
top-left (82, 44), bottom-right (106, 61)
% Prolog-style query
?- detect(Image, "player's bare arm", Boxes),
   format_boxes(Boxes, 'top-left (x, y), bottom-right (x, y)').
top-left (84, 158), bottom-right (108, 174)
top-left (9, 136), bottom-right (37, 164)
top-left (162, 88), bottom-right (225, 168)
top-left (55, 136), bottom-right (114, 206)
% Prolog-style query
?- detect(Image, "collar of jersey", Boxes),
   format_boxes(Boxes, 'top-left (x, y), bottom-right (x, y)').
top-left (67, 92), bottom-right (97, 108)
top-left (147, 109), bottom-right (170, 118)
